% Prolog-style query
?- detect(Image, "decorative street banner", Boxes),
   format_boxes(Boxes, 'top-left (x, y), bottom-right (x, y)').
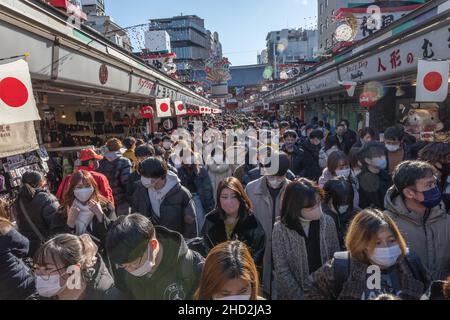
top-left (140, 105), bottom-right (154, 119)
top-left (174, 101), bottom-right (186, 116)
top-left (416, 60), bottom-right (449, 102)
top-left (0, 60), bottom-right (41, 125)
top-left (0, 121), bottom-right (39, 158)
top-left (156, 98), bottom-right (172, 118)
top-left (338, 80), bottom-right (357, 97)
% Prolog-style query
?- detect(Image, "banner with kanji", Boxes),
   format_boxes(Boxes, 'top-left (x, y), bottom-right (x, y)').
top-left (0, 121), bottom-right (39, 158)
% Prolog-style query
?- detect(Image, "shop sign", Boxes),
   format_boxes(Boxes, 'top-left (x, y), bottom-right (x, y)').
top-left (99, 64), bottom-right (108, 85)
top-left (359, 91), bottom-right (377, 108)
top-left (140, 105), bottom-right (154, 119)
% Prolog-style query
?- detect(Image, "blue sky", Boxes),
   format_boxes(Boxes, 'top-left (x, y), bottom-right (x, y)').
top-left (105, 0), bottom-right (318, 66)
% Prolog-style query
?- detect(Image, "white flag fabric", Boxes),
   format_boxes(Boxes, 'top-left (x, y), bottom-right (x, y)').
top-left (338, 80), bottom-right (357, 97)
top-left (0, 60), bottom-right (41, 125)
top-left (174, 101), bottom-right (186, 116)
top-left (416, 60), bottom-right (449, 102)
top-left (156, 98), bottom-right (172, 118)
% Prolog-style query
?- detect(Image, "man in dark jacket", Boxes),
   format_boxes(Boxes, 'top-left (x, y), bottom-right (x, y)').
top-left (297, 129), bottom-right (324, 182)
top-left (281, 130), bottom-right (303, 176)
top-left (131, 157), bottom-right (198, 239)
top-left (384, 126), bottom-right (413, 175)
top-left (98, 138), bottom-right (132, 216)
top-left (335, 120), bottom-right (358, 154)
top-left (106, 214), bottom-right (204, 300)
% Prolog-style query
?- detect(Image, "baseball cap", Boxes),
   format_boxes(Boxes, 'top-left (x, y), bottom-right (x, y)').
top-left (80, 148), bottom-right (104, 162)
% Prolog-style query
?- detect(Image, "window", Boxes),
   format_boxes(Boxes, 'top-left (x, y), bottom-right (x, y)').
top-left (326, 17), bottom-right (329, 29)
top-left (325, 0), bottom-right (328, 7)
top-left (277, 36), bottom-right (280, 41)
top-left (320, 24), bottom-right (323, 34)
top-left (320, 3), bottom-right (323, 15)
top-left (326, 39), bottom-right (330, 48)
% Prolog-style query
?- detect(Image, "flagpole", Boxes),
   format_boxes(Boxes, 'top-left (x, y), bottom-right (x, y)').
top-left (0, 53), bottom-right (30, 62)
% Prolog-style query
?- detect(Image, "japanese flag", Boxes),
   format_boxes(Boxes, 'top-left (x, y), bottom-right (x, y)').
top-left (204, 107), bottom-right (211, 114)
top-left (0, 59), bottom-right (41, 125)
top-left (174, 101), bottom-right (186, 116)
top-left (338, 81), bottom-right (357, 97)
top-left (199, 106), bottom-right (207, 114)
top-left (416, 60), bottom-right (449, 102)
top-left (156, 98), bottom-right (172, 118)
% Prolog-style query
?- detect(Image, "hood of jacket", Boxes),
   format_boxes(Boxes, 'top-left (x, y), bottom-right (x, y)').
top-left (384, 186), bottom-right (448, 226)
top-left (147, 170), bottom-right (180, 201)
top-left (104, 151), bottom-right (122, 162)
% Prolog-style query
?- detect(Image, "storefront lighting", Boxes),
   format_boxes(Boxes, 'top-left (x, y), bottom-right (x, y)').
top-left (61, 111), bottom-right (67, 119)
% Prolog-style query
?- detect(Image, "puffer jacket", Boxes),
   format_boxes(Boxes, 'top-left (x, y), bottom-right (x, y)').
top-left (281, 144), bottom-right (303, 176)
top-left (15, 187), bottom-right (60, 257)
top-left (98, 152), bottom-right (132, 206)
top-left (177, 166), bottom-right (215, 213)
top-left (297, 140), bottom-right (322, 182)
top-left (201, 208), bottom-right (265, 268)
top-left (384, 186), bottom-right (450, 281)
top-left (272, 215), bottom-right (340, 300)
top-left (0, 224), bottom-right (36, 300)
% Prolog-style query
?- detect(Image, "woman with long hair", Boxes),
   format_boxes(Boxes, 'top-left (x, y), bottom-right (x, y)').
top-left (195, 241), bottom-right (262, 300)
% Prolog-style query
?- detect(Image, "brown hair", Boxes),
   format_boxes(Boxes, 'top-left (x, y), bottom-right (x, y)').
top-left (106, 138), bottom-right (123, 152)
top-left (0, 200), bottom-right (12, 235)
top-left (327, 150), bottom-right (349, 175)
top-left (444, 275), bottom-right (450, 298)
top-left (61, 170), bottom-right (109, 217)
top-left (345, 209), bottom-right (408, 264)
top-left (194, 241), bottom-right (260, 300)
top-left (418, 143), bottom-right (450, 165)
top-left (216, 177), bottom-right (253, 217)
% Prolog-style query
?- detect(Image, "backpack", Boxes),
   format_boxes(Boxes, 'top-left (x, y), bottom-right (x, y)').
top-left (333, 251), bottom-right (428, 299)
top-left (177, 248), bottom-right (205, 299)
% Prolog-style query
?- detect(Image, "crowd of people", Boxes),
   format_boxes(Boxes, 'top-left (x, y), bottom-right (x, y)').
top-left (1, 112), bottom-right (450, 300)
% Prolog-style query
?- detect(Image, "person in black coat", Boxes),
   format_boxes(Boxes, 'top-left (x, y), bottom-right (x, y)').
top-left (98, 138), bottom-right (132, 216)
top-left (201, 177), bottom-right (265, 270)
top-left (357, 142), bottom-right (392, 210)
top-left (322, 177), bottom-right (358, 250)
top-left (281, 130), bottom-right (303, 176)
top-left (0, 212), bottom-right (37, 300)
top-left (298, 129), bottom-right (324, 182)
top-left (51, 170), bottom-right (116, 254)
top-left (33, 233), bottom-right (123, 300)
top-left (335, 120), bottom-right (358, 154)
top-left (15, 171), bottom-right (60, 257)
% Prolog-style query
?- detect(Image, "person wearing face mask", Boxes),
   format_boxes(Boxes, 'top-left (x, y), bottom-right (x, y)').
top-left (304, 209), bottom-right (429, 300)
top-left (318, 151), bottom-right (350, 188)
top-left (57, 148), bottom-right (114, 205)
top-left (206, 150), bottom-right (234, 203)
top-left (319, 135), bottom-right (342, 169)
top-left (122, 137), bottom-right (138, 171)
top-left (272, 178), bottom-right (339, 300)
top-left (418, 142), bottom-right (450, 211)
top-left (245, 152), bottom-right (291, 299)
top-left (161, 135), bottom-right (173, 162)
top-left (34, 234), bottom-right (122, 300)
top-left (97, 138), bottom-right (132, 216)
top-left (0, 202), bottom-right (37, 300)
top-left (281, 130), bottom-right (303, 176)
top-left (384, 126), bottom-right (412, 175)
top-left (106, 214), bottom-right (204, 300)
top-left (131, 157), bottom-right (198, 239)
top-left (385, 161), bottom-right (450, 281)
top-left (201, 178), bottom-right (265, 271)
top-left (323, 177), bottom-right (358, 250)
top-left (297, 129), bottom-right (325, 182)
top-left (126, 144), bottom-right (156, 201)
top-left (51, 171), bottom-right (116, 254)
top-left (15, 171), bottom-right (60, 258)
top-left (357, 142), bottom-right (391, 210)
top-left (195, 241), bottom-right (263, 300)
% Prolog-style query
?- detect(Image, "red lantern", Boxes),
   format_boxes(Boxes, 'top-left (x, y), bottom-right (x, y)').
top-left (359, 92), bottom-right (377, 108)
top-left (140, 105), bottom-right (154, 119)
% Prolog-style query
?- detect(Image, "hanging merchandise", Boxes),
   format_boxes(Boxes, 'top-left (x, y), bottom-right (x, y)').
top-left (0, 121), bottom-right (39, 158)
top-left (0, 59), bottom-right (41, 125)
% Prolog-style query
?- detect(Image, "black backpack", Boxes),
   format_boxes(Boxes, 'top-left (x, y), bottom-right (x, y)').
top-left (177, 248), bottom-right (205, 299)
top-left (333, 251), bottom-right (428, 299)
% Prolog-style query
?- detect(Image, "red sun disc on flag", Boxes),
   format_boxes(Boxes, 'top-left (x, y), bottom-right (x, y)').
top-left (160, 103), bottom-right (169, 112)
top-left (0, 77), bottom-right (29, 108)
top-left (177, 104), bottom-right (184, 111)
top-left (423, 72), bottom-right (442, 92)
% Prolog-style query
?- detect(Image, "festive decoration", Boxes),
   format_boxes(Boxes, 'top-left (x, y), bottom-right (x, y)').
top-left (205, 56), bottom-right (232, 83)
top-left (174, 101), bottom-right (186, 116)
top-left (156, 98), bottom-right (172, 118)
top-left (338, 80), bottom-right (357, 97)
top-left (140, 105), bottom-right (154, 119)
top-left (416, 60), bottom-right (449, 102)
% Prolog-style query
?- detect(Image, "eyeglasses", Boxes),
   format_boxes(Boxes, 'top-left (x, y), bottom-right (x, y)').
top-left (32, 265), bottom-right (69, 280)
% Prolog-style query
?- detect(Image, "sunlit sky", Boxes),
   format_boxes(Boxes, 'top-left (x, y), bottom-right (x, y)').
top-left (106, 0), bottom-right (318, 66)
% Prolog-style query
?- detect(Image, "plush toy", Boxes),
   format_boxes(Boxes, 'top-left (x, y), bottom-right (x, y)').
top-left (403, 106), bottom-right (444, 134)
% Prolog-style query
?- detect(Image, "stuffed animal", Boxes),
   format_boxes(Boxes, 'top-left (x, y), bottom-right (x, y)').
top-left (403, 106), bottom-right (444, 134)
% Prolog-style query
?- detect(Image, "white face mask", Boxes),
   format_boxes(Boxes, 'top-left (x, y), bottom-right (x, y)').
top-left (301, 206), bottom-right (323, 221)
top-left (141, 176), bottom-right (157, 189)
top-left (129, 245), bottom-right (156, 277)
top-left (336, 169), bottom-right (351, 178)
top-left (370, 245), bottom-right (401, 268)
top-left (74, 187), bottom-right (94, 203)
top-left (214, 294), bottom-right (251, 301)
top-left (385, 144), bottom-right (400, 152)
top-left (36, 274), bottom-right (66, 298)
top-left (266, 177), bottom-right (284, 189)
top-left (163, 141), bottom-right (172, 150)
top-left (338, 205), bottom-right (349, 214)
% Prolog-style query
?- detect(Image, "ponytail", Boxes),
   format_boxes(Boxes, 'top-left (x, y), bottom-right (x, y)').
top-left (78, 234), bottom-right (98, 269)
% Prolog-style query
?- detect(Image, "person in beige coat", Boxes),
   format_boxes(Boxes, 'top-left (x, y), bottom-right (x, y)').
top-left (272, 179), bottom-right (339, 300)
top-left (384, 161), bottom-right (450, 281)
top-left (245, 152), bottom-right (291, 299)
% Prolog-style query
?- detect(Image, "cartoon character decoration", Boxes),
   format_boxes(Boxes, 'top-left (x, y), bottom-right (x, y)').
top-left (400, 103), bottom-right (446, 141)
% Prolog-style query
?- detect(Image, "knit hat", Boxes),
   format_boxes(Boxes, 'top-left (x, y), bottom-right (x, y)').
top-left (22, 171), bottom-right (43, 188)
